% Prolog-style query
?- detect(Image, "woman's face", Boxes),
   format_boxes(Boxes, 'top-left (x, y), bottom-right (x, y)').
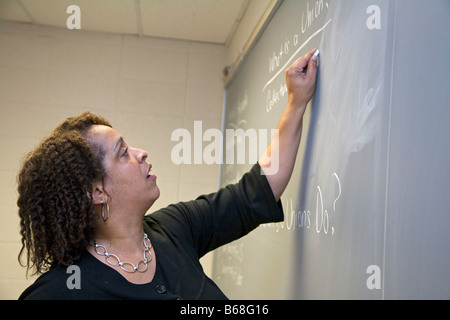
top-left (88, 125), bottom-right (160, 214)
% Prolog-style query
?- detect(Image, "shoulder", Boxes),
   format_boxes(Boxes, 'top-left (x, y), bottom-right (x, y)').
top-left (19, 265), bottom-right (74, 300)
top-left (143, 201), bottom-right (200, 241)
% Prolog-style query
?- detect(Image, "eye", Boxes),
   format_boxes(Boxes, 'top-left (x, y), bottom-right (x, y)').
top-left (121, 147), bottom-right (129, 157)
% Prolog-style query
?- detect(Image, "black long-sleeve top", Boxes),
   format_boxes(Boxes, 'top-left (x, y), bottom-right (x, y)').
top-left (19, 163), bottom-right (284, 300)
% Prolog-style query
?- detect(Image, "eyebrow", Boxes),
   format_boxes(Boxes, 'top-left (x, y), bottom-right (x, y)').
top-left (113, 136), bottom-right (124, 153)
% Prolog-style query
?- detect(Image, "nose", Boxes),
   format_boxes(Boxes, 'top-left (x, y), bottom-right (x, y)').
top-left (135, 148), bottom-right (148, 163)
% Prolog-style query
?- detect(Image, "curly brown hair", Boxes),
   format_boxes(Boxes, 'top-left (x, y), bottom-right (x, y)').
top-left (17, 111), bottom-right (111, 275)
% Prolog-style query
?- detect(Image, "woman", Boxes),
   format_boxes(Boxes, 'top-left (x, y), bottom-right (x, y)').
top-left (18, 49), bottom-right (318, 299)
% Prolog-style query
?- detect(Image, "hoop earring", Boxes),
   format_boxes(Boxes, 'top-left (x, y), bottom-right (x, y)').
top-left (101, 200), bottom-right (109, 222)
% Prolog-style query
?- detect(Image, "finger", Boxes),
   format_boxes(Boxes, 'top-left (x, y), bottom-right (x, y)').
top-left (306, 51), bottom-right (318, 80)
top-left (285, 49), bottom-right (318, 80)
top-left (291, 48), bottom-right (314, 68)
top-left (305, 48), bottom-right (317, 60)
top-left (290, 48), bottom-right (317, 73)
top-left (294, 48), bottom-right (316, 64)
top-left (290, 56), bottom-right (308, 71)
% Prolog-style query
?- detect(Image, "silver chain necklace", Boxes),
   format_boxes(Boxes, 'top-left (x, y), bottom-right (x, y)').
top-left (91, 233), bottom-right (152, 273)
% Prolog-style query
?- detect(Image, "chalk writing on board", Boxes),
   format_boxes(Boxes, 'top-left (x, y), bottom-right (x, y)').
top-left (314, 172), bottom-right (341, 235)
top-left (228, 91), bottom-right (248, 130)
top-left (344, 86), bottom-right (380, 153)
top-left (263, 1), bottom-right (332, 95)
top-left (264, 21), bottom-right (333, 112)
top-left (262, 172), bottom-right (341, 235)
top-left (302, 0), bottom-right (329, 34)
top-left (214, 242), bottom-right (245, 286)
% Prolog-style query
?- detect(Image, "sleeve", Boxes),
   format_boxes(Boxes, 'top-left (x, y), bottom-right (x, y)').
top-left (147, 162), bottom-right (284, 258)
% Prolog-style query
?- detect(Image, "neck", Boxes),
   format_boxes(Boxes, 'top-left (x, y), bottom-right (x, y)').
top-left (92, 214), bottom-right (145, 254)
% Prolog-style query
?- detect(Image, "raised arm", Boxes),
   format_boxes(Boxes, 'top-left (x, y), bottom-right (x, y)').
top-left (259, 48), bottom-right (318, 201)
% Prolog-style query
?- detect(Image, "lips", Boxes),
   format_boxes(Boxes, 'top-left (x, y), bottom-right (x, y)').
top-left (146, 164), bottom-right (156, 180)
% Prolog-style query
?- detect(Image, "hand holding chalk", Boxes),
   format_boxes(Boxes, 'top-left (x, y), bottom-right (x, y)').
top-left (285, 48), bottom-right (319, 107)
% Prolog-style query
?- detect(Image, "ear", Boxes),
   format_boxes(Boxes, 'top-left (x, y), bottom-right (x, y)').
top-left (88, 180), bottom-right (106, 205)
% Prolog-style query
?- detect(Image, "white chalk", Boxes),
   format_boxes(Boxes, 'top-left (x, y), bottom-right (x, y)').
top-left (313, 49), bottom-right (320, 57)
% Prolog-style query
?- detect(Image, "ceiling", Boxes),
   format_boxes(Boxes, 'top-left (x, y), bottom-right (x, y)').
top-left (0, 0), bottom-right (250, 44)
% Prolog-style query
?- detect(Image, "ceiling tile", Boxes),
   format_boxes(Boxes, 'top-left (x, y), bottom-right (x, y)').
top-left (73, 0), bottom-right (138, 35)
top-left (19, 0), bottom-right (73, 28)
top-left (0, 0), bottom-right (33, 23)
top-left (0, 0), bottom-right (248, 44)
top-left (17, 0), bottom-right (137, 34)
top-left (140, 0), bottom-right (247, 43)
